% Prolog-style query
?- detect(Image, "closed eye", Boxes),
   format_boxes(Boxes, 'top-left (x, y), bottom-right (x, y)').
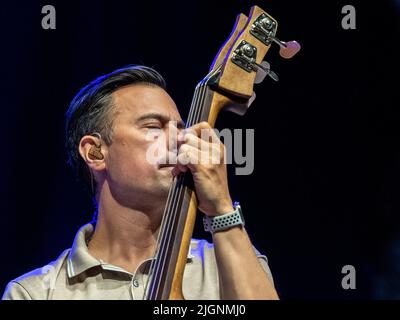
top-left (143, 122), bottom-right (163, 129)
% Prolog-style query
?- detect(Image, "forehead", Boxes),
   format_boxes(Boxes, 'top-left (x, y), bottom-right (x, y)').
top-left (111, 84), bottom-right (182, 122)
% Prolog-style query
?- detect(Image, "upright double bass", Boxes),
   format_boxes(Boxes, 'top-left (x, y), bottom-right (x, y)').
top-left (144, 5), bottom-right (300, 300)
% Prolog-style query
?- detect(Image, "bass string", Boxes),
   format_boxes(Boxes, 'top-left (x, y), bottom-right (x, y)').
top-left (145, 82), bottom-right (204, 299)
top-left (148, 81), bottom-right (208, 299)
top-left (151, 81), bottom-right (210, 299)
top-left (145, 65), bottom-right (220, 299)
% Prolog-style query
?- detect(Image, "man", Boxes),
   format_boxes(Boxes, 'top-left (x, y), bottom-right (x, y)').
top-left (2, 65), bottom-right (278, 300)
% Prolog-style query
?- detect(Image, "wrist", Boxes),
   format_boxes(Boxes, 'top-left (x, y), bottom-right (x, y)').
top-left (214, 204), bottom-right (235, 217)
top-left (202, 199), bottom-right (234, 217)
top-left (203, 202), bottom-right (244, 234)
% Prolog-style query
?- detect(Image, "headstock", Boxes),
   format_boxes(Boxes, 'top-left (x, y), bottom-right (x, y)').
top-left (209, 13), bottom-right (248, 72)
top-left (208, 5), bottom-right (300, 115)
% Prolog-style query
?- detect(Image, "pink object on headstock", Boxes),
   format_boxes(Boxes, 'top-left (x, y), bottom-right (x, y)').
top-left (279, 40), bottom-right (301, 59)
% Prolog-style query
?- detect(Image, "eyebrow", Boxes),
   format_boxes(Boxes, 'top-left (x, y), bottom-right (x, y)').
top-left (136, 112), bottom-right (186, 129)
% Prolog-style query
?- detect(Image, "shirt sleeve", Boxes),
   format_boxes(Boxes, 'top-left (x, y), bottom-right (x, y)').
top-left (253, 246), bottom-right (275, 287)
top-left (2, 281), bottom-right (33, 300)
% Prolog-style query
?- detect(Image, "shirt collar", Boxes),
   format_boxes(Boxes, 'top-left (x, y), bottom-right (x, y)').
top-left (67, 223), bottom-right (101, 278)
top-left (67, 223), bottom-right (194, 278)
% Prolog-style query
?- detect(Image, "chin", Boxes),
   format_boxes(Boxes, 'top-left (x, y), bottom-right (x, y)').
top-left (159, 179), bottom-right (174, 194)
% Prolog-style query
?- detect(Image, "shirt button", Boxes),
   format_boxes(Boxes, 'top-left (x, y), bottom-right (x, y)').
top-left (133, 279), bottom-right (139, 287)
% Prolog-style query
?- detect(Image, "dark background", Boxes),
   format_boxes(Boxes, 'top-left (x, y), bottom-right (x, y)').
top-left (0, 0), bottom-right (399, 299)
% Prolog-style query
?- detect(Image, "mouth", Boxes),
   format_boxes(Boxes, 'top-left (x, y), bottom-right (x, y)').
top-left (158, 164), bottom-right (175, 169)
top-left (157, 153), bottom-right (178, 170)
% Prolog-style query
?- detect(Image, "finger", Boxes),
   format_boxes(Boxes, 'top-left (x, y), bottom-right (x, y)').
top-left (183, 122), bottom-right (213, 140)
top-left (177, 144), bottom-right (204, 172)
top-left (182, 133), bottom-right (213, 152)
top-left (183, 134), bottom-right (223, 165)
top-left (182, 128), bottom-right (222, 151)
top-left (177, 144), bottom-right (199, 163)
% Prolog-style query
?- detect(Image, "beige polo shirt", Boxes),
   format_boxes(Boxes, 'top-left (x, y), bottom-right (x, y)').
top-left (2, 223), bottom-right (274, 300)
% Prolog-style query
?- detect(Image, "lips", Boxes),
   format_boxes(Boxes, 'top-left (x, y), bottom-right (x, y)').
top-left (157, 152), bottom-right (178, 169)
top-left (158, 164), bottom-right (175, 169)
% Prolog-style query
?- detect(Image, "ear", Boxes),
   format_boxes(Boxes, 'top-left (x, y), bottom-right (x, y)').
top-left (79, 135), bottom-right (107, 173)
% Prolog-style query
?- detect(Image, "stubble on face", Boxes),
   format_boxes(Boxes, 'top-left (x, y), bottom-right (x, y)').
top-left (103, 84), bottom-right (184, 211)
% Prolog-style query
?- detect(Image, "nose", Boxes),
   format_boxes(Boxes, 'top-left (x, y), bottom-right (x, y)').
top-left (166, 120), bottom-right (184, 152)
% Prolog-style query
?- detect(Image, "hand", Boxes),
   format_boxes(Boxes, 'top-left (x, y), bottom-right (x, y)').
top-left (171, 122), bottom-right (234, 216)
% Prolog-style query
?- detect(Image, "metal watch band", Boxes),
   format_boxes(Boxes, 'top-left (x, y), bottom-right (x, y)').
top-left (203, 202), bottom-right (244, 233)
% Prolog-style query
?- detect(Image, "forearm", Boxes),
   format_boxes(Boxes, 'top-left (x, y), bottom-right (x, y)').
top-left (212, 226), bottom-right (279, 300)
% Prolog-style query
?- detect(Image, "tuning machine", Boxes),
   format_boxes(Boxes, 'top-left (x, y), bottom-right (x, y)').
top-left (254, 61), bottom-right (279, 83)
top-left (231, 40), bottom-right (279, 83)
top-left (250, 12), bottom-right (301, 59)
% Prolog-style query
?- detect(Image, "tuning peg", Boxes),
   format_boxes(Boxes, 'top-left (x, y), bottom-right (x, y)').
top-left (270, 37), bottom-right (301, 59)
top-left (247, 91), bottom-right (256, 108)
top-left (254, 61), bottom-right (279, 83)
top-left (250, 13), bottom-right (301, 59)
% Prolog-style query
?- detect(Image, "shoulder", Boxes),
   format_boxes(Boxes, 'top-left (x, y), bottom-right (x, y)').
top-left (2, 249), bottom-right (70, 300)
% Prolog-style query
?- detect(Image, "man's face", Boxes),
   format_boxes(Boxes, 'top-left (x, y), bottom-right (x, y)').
top-left (103, 84), bottom-right (184, 210)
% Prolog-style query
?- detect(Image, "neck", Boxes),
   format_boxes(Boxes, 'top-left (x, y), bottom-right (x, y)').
top-left (88, 183), bottom-right (164, 274)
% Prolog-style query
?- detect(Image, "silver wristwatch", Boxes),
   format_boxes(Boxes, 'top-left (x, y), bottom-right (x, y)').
top-left (203, 202), bottom-right (245, 233)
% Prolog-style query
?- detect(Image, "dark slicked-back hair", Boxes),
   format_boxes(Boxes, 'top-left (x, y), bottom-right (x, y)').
top-left (65, 65), bottom-right (167, 200)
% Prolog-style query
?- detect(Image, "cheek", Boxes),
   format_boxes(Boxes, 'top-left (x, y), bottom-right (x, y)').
top-left (146, 137), bottom-right (170, 163)
top-left (107, 141), bottom-right (157, 179)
